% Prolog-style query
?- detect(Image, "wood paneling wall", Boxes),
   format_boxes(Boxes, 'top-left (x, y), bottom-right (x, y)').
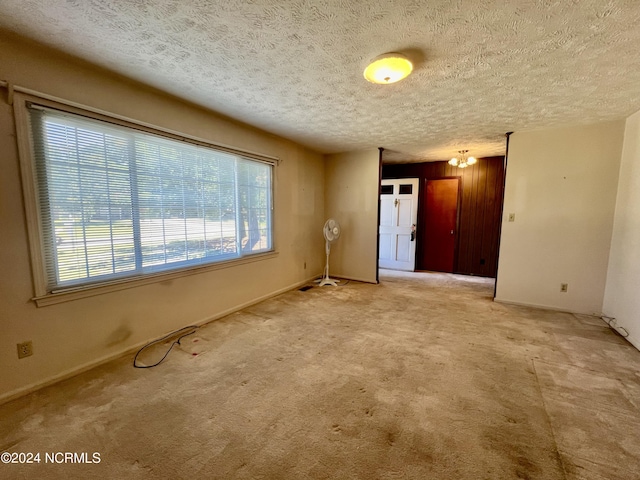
top-left (382, 156), bottom-right (505, 277)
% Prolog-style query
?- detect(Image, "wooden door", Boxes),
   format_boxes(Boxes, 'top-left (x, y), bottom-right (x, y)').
top-left (420, 178), bottom-right (460, 273)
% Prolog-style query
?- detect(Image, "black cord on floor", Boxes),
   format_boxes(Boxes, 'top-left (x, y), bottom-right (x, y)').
top-left (133, 325), bottom-right (199, 368)
top-left (601, 315), bottom-right (629, 338)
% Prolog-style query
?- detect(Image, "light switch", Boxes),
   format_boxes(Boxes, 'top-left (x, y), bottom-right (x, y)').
top-left (508, 213), bottom-right (515, 222)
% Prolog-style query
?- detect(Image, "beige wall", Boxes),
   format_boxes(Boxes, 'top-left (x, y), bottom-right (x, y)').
top-left (324, 150), bottom-right (380, 283)
top-left (603, 109), bottom-right (640, 350)
top-left (0, 33), bottom-right (325, 401)
top-left (495, 121), bottom-right (624, 314)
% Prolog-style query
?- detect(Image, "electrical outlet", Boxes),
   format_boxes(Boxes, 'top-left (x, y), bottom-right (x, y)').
top-left (17, 341), bottom-right (33, 359)
top-left (560, 283), bottom-right (568, 293)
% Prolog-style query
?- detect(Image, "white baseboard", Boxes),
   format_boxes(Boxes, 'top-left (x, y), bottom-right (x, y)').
top-left (494, 298), bottom-right (582, 315)
top-left (331, 274), bottom-right (378, 284)
top-left (495, 299), bottom-right (640, 352)
top-left (623, 332), bottom-right (640, 351)
top-left (0, 275), bottom-right (320, 406)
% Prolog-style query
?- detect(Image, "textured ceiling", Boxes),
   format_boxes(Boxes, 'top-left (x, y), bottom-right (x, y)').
top-left (2, 1), bottom-right (640, 162)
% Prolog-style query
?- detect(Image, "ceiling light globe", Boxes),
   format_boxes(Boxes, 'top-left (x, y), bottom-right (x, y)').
top-left (467, 157), bottom-right (477, 165)
top-left (364, 53), bottom-right (413, 84)
top-left (448, 158), bottom-right (459, 166)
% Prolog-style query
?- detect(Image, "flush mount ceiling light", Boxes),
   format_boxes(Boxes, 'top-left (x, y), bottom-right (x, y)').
top-left (448, 150), bottom-right (477, 169)
top-left (363, 53), bottom-right (413, 84)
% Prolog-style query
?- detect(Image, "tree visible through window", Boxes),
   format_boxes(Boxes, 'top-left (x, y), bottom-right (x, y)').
top-left (29, 105), bottom-right (273, 291)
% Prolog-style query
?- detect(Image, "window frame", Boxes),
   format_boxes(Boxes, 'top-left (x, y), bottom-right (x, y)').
top-left (13, 92), bottom-right (278, 307)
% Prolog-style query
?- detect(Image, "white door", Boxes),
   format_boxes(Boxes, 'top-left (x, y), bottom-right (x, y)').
top-left (379, 178), bottom-right (419, 271)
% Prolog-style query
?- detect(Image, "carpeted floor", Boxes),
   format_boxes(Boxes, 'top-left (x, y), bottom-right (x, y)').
top-left (1, 270), bottom-right (639, 479)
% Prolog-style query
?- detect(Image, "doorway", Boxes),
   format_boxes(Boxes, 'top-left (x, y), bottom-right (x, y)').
top-left (380, 156), bottom-right (505, 278)
top-left (419, 178), bottom-right (460, 273)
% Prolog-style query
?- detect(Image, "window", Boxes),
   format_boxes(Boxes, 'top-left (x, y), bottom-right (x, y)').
top-left (25, 102), bottom-right (274, 294)
top-left (398, 184), bottom-right (413, 195)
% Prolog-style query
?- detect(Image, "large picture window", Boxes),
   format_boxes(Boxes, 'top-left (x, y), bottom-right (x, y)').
top-left (26, 103), bottom-right (273, 293)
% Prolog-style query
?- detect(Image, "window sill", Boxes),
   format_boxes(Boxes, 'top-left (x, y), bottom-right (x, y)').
top-left (32, 251), bottom-right (279, 307)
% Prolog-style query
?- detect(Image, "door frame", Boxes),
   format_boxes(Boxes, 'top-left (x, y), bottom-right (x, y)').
top-left (376, 148), bottom-right (384, 283)
top-left (417, 176), bottom-right (463, 272)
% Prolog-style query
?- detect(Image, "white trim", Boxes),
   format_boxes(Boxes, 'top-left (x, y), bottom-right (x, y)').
top-left (494, 298), bottom-right (640, 351)
top-left (13, 93), bottom-right (49, 297)
top-left (4, 82), bottom-right (279, 164)
top-left (330, 274), bottom-right (378, 284)
top-left (0, 274), bottom-right (319, 405)
top-left (34, 251), bottom-right (279, 307)
top-left (493, 298), bottom-right (578, 314)
top-left (624, 332), bottom-right (640, 352)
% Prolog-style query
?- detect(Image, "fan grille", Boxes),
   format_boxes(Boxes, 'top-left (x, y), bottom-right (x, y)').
top-left (323, 218), bottom-right (341, 242)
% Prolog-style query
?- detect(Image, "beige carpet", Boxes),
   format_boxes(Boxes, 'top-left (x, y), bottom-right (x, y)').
top-left (1, 270), bottom-right (639, 479)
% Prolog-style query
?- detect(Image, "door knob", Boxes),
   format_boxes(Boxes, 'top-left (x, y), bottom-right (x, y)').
top-left (450, 230), bottom-right (454, 235)
top-left (394, 198), bottom-right (399, 207)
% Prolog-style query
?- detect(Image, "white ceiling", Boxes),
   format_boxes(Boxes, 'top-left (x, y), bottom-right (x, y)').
top-left (2, 0), bottom-right (640, 162)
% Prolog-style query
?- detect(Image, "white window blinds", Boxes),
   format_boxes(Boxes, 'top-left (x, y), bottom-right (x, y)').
top-left (28, 105), bottom-right (273, 292)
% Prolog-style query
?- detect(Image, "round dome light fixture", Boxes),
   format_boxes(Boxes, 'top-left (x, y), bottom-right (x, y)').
top-left (363, 53), bottom-right (413, 84)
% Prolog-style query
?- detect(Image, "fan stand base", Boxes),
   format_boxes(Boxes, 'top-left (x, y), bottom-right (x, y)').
top-left (318, 277), bottom-right (340, 287)
top-left (316, 239), bottom-right (340, 286)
